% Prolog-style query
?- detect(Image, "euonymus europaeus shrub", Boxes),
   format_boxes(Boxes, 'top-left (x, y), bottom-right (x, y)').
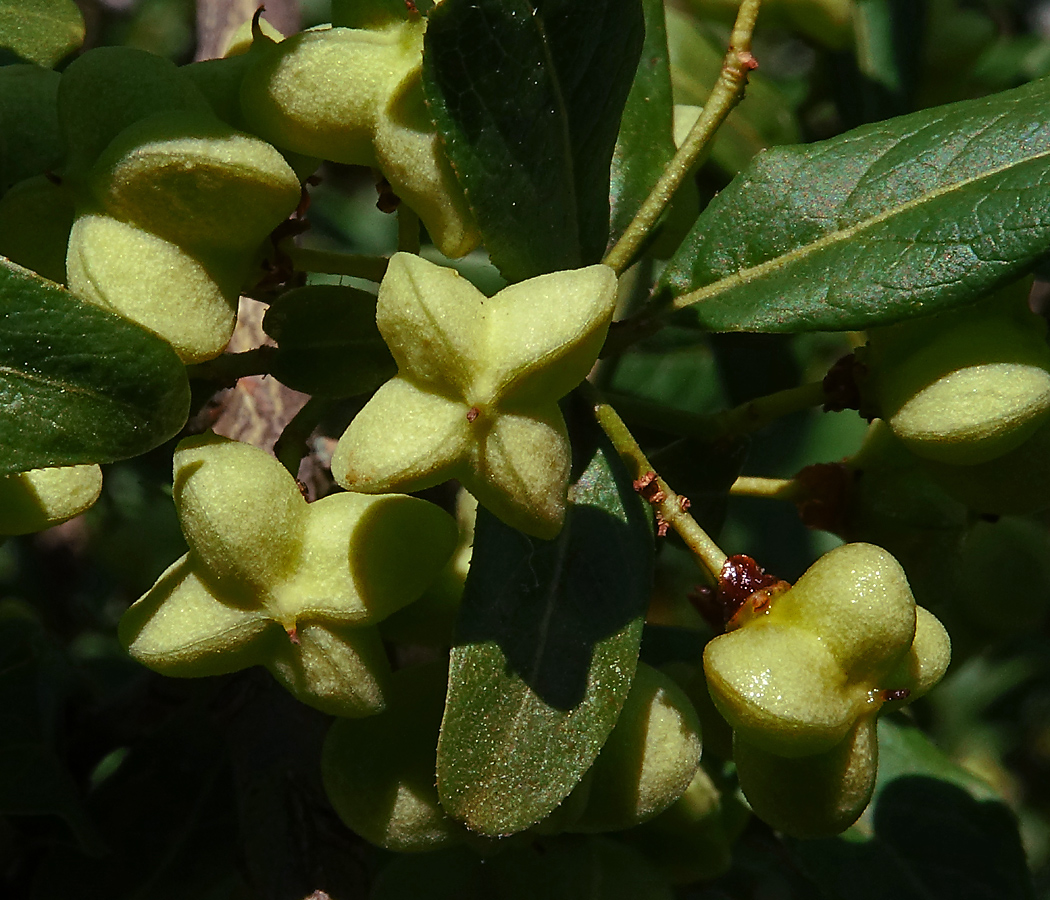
top-left (3, 0), bottom-right (1050, 896)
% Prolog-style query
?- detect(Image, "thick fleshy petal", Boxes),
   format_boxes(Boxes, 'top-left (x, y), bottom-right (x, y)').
top-left (779, 542), bottom-right (916, 681)
top-left (484, 264), bottom-right (617, 406)
top-left (266, 620), bottom-right (390, 717)
top-left (173, 434), bottom-right (306, 606)
top-left (91, 110), bottom-right (302, 255)
top-left (331, 376), bottom-right (471, 493)
top-left (119, 555), bottom-right (276, 676)
top-left (66, 213), bottom-right (237, 363)
top-left (468, 406), bottom-right (570, 539)
top-left (376, 253), bottom-right (485, 395)
top-left (732, 719), bottom-right (879, 839)
top-left (282, 490), bottom-right (456, 625)
top-left (704, 624), bottom-right (859, 758)
top-left (0, 464), bottom-right (102, 536)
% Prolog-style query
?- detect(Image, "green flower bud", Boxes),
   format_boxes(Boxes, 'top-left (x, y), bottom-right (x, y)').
top-left (331, 253), bottom-right (618, 538)
top-left (239, 21), bottom-right (480, 258)
top-left (568, 663), bottom-right (702, 833)
top-left (322, 661), bottom-right (468, 852)
top-left (862, 282), bottom-right (1050, 465)
top-left (704, 542), bottom-right (950, 758)
top-left (66, 109), bottom-right (301, 363)
top-left (703, 542), bottom-right (951, 837)
top-left (119, 433), bottom-right (458, 717)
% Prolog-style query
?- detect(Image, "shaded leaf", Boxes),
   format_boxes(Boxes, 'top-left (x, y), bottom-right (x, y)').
top-left (372, 836), bottom-right (674, 900)
top-left (0, 259), bottom-right (190, 475)
top-left (0, 0), bottom-right (83, 67)
top-left (263, 284), bottom-right (396, 398)
top-left (608, 0), bottom-right (675, 246)
top-left (423, 0), bottom-right (645, 281)
top-left (0, 739), bottom-right (105, 855)
top-left (436, 398), bottom-right (653, 836)
top-left (659, 77), bottom-right (1050, 333)
top-left (32, 702), bottom-right (243, 900)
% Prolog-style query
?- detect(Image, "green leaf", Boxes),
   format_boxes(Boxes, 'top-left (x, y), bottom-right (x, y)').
top-left (262, 284), bottom-right (396, 398)
top-left (659, 77), bottom-right (1050, 333)
top-left (436, 399), bottom-right (654, 836)
top-left (423, 0), bottom-right (645, 281)
top-left (0, 0), bottom-right (84, 67)
top-left (608, 0), bottom-right (675, 246)
top-left (786, 719), bottom-right (1034, 900)
top-left (0, 259), bottom-right (190, 474)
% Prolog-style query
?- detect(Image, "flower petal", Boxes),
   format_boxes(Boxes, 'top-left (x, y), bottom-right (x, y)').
top-left (377, 252), bottom-right (485, 396)
top-left (331, 376), bottom-right (470, 493)
top-left (484, 264), bottom-right (617, 406)
top-left (119, 554), bottom-right (275, 676)
top-left (173, 433), bottom-right (306, 607)
top-left (467, 406), bottom-right (571, 539)
top-left (266, 620), bottom-right (390, 717)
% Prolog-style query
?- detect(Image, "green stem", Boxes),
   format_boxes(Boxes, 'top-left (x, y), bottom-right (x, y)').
top-left (274, 397), bottom-right (329, 479)
top-left (602, 379), bottom-right (826, 443)
top-left (398, 206), bottom-right (421, 255)
top-left (601, 0), bottom-right (763, 276)
top-left (185, 346), bottom-right (275, 386)
top-left (284, 245), bottom-right (389, 282)
top-left (707, 380), bottom-right (826, 439)
top-left (729, 475), bottom-right (801, 500)
top-left (584, 383), bottom-right (727, 580)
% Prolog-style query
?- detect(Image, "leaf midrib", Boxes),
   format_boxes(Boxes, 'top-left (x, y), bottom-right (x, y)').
top-left (669, 136), bottom-right (1050, 312)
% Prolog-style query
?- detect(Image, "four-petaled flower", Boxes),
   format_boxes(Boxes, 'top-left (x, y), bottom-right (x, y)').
top-left (119, 433), bottom-right (457, 717)
top-left (330, 252), bottom-right (618, 539)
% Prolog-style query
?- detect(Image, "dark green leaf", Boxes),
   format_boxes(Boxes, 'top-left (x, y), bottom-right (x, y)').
top-left (0, 740), bottom-right (105, 855)
top-left (608, 0), bottom-right (675, 247)
top-left (32, 703), bottom-right (243, 900)
top-left (436, 399), bottom-right (654, 836)
top-left (423, 0), bottom-right (645, 281)
top-left (0, 0), bottom-right (84, 67)
top-left (787, 719), bottom-right (1034, 900)
top-left (0, 64), bottom-right (62, 194)
top-left (659, 77), bottom-right (1050, 333)
top-left (0, 259), bottom-right (190, 474)
top-left (263, 284), bottom-right (396, 398)
top-left (829, 0), bottom-right (928, 129)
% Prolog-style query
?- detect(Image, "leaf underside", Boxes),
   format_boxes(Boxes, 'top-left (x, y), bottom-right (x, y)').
top-left (436, 398), bottom-right (653, 836)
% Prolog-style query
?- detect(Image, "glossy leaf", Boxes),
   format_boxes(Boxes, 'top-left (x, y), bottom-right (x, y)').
top-left (436, 400), bottom-right (653, 836)
top-left (262, 284), bottom-right (396, 398)
top-left (787, 719), bottom-right (1033, 900)
top-left (0, 0), bottom-right (83, 67)
top-left (659, 77), bottom-right (1050, 333)
top-left (608, 0), bottom-right (675, 247)
top-left (423, 0), bottom-right (644, 281)
top-left (0, 259), bottom-right (190, 474)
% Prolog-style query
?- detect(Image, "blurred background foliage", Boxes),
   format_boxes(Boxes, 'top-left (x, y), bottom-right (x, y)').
top-left (4, 0), bottom-right (1050, 897)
